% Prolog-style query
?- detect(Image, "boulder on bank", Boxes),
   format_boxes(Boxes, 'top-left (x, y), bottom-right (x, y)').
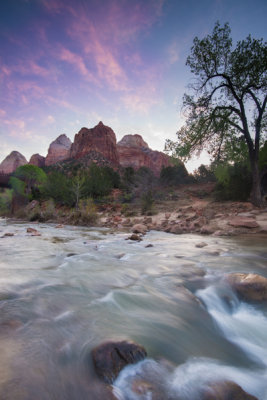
top-left (226, 273), bottom-right (267, 302)
top-left (132, 224), bottom-right (147, 235)
top-left (202, 380), bottom-right (258, 400)
top-left (91, 340), bottom-right (147, 383)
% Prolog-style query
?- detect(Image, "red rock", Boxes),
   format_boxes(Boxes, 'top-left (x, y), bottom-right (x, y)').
top-left (117, 134), bottom-right (171, 176)
top-left (29, 153), bottom-right (45, 167)
top-left (228, 217), bottom-right (259, 229)
top-left (70, 122), bottom-right (119, 166)
top-left (26, 227), bottom-right (41, 236)
top-left (45, 134), bottom-right (72, 166)
top-left (0, 151), bottom-right (27, 174)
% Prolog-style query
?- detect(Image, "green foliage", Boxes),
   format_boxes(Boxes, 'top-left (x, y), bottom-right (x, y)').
top-left (141, 190), bottom-right (154, 215)
top-left (9, 177), bottom-right (26, 196)
top-left (71, 198), bottom-right (98, 225)
top-left (41, 171), bottom-right (74, 206)
top-left (0, 189), bottom-right (13, 215)
top-left (160, 164), bottom-right (188, 185)
top-left (194, 164), bottom-right (215, 183)
top-left (14, 165), bottom-right (47, 197)
top-left (83, 164), bottom-right (120, 198)
top-left (214, 163), bottom-right (252, 201)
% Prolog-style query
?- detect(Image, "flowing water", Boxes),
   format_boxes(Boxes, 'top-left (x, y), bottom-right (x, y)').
top-left (0, 218), bottom-right (267, 399)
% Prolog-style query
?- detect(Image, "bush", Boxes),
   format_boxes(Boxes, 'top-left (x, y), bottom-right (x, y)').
top-left (214, 163), bottom-right (252, 201)
top-left (78, 198), bottom-right (98, 225)
top-left (160, 163), bottom-right (188, 185)
top-left (141, 190), bottom-right (154, 215)
top-left (0, 189), bottom-right (13, 215)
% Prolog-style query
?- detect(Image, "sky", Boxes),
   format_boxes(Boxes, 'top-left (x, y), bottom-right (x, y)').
top-left (0, 0), bottom-right (266, 172)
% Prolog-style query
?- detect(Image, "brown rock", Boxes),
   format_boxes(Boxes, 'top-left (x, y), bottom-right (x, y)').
top-left (0, 151), bottom-right (27, 174)
top-left (45, 134), bottom-right (72, 166)
top-left (91, 340), bottom-right (147, 383)
top-left (228, 217), bottom-right (259, 229)
top-left (132, 223), bottom-right (147, 235)
top-left (195, 242), bottom-right (208, 248)
top-left (226, 273), bottom-right (267, 302)
top-left (117, 134), bottom-right (171, 176)
top-left (29, 153), bottom-right (45, 167)
top-left (128, 233), bottom-right (142, 241)
top-left (70, 122), bottom-right (119, 166)
top-left (202, 380), bottom-right (258, 400)
top-left (26, 227), bottom-right (41, 236)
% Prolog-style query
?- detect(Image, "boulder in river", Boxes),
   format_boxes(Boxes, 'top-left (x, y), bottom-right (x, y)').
top-left (202, 380), bottom-right (258, 400)
top-left (226, 273), bottom-right (267, 302)
top-left (91, 340), bottom-right (147, 383)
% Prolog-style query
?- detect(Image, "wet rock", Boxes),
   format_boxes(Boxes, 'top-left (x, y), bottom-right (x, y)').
top-left (55, 224), bottom-right (64, 228)
top-left (195, 242), bottom-right (208, 248)
top-left (3, 233), bottom-right (14, 237)
top-left (132, 224), bottom-right (147, 235)
top-left (145, 244), bottom-right (153, 248)
top-left (202, 380), bottom-right (258, 400)
top-left (127, 234), bottom-right (142, 242)
top-left (66, 253), bottom-right (77, 257)
top-left (26, 227), bottom-right (41, 236)
top-left (226, 273), bottom-right (267, 302)
top-left (115, 253), bottom-right (125, 259)
top-left (91, 340), bottom-right (147, 384)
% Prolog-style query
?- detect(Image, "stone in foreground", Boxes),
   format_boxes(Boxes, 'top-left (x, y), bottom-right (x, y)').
top-left (91, 340), bottom-right (147, 384)
top-left (226, 273), bottom-right (267, 302)
top-left (202, 380), bottom-right (258, 400)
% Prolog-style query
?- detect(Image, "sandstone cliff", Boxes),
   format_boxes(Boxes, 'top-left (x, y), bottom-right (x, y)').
top-left (117, 134), bottom-right (170, 176)
top-left (0, 151), bottom-right (28, 174)
top-left (70, 122), bottom-right (119, 166)
top-left (45, 134), bottom-right (72, 166)
top-left (29, 153), bottom-right (45, 167)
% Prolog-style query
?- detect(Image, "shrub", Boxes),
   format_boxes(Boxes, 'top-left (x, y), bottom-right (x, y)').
top-left (141, 190), bottom-right (154, 215)
top-left (0, 189), bottom-right (13, 215)
top-left (78, 198), bottom-right (98, 225)
top-left (214, 163), bottom-right (252, 201)
top-left (160, 163), bottom-right (188, 185)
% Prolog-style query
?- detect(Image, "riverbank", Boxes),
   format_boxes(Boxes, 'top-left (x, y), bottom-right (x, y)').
top-left (3, 183), bottom-right (267, 237)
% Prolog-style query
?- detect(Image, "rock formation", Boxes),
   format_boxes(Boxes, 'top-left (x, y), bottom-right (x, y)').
top-left (117, 134), bottom-right (171, 175)
top-left (70, 122), bottom-right (119, 166)
top-left (45, 134), bottom-right (72, 166)
top-left (29, 153), bottom-right (45, 167)
top-left (0, 151), bottom-right (27, 174)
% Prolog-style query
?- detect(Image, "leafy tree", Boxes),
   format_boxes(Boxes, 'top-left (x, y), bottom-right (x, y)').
top-left (13, 165), bottom-right (47, 197)
top-left (41, 171), bottom-right (74, 206)
top-left (160, 163), bottom-right (188, 185)
top-left (166, 22), bottom-right (267, 206)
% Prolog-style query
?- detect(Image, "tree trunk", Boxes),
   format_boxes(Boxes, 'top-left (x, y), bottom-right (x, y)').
top-left (250, 158), bottom-right (263, 207)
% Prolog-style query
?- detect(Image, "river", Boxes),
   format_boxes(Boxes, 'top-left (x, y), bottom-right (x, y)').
top-left (0, 218), bottom-right (267, 399)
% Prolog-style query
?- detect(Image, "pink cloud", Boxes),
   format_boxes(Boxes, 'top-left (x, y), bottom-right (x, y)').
top-left (59, 47), bottom-right (99, 85)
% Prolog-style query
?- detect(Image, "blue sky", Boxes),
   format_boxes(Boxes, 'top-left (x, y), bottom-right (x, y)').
top-left (0, 0), bottom-right (266, 171)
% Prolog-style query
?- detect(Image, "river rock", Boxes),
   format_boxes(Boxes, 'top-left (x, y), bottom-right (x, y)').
top-left (202, 380), bottom-right (258, 400)
top-left (195, 242), bottom-right (208, 248)
top-left (132, 224), bottom-right (147, 235)
top-left (228, 217), bottom-right (259, 229)
top-left (127, 233), bottom-right (142, 241)
top-left (226, 273), bottom-right (267, 302)
top-left (26, 227), bottom-right (41, 236)
top-left (91, 340), bottom-right (147, 384)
